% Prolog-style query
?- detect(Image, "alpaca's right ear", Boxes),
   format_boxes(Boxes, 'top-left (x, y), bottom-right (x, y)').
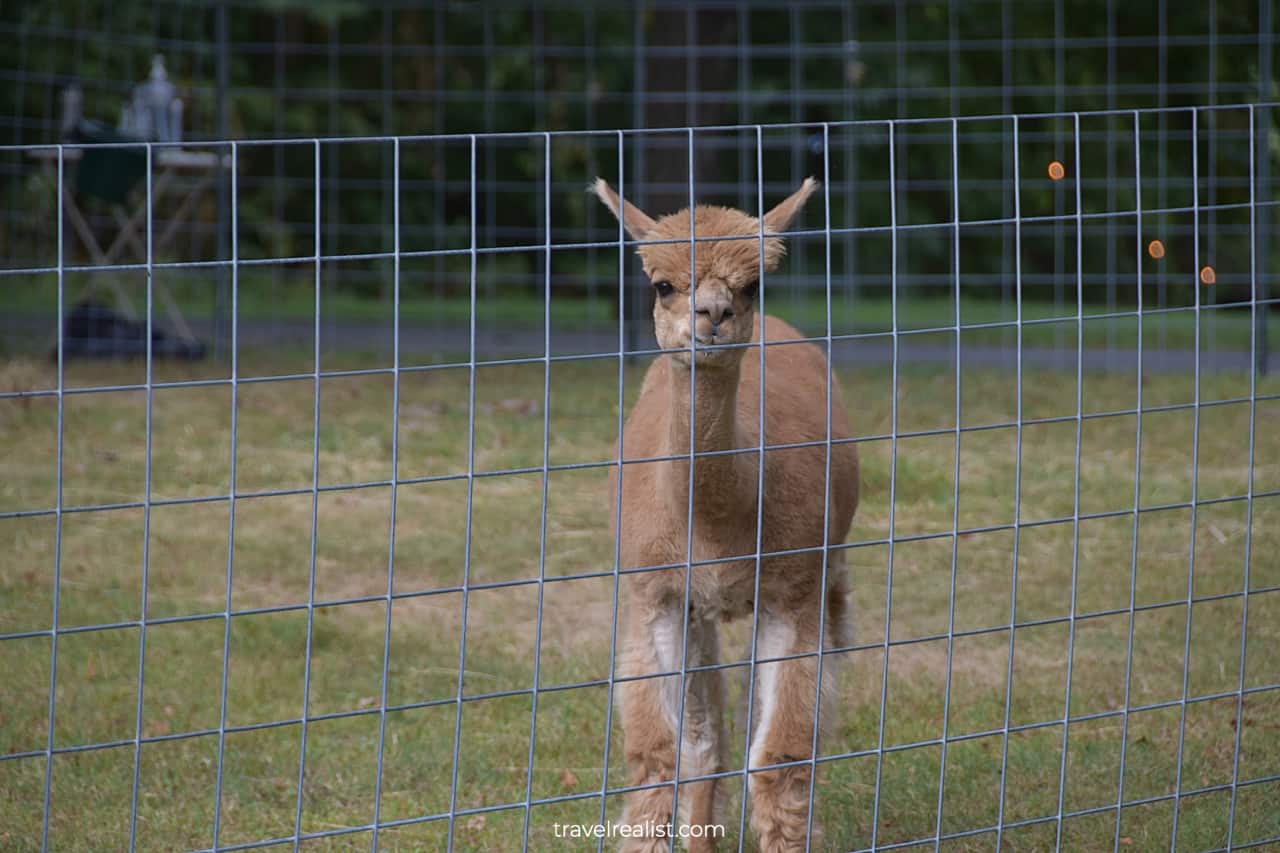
top-left (592, 178), bottom-right (657, 241)
top-left (762, 177), bottom-right (819, 235)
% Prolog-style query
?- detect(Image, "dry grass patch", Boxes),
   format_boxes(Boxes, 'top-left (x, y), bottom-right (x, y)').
top-left (0, 353), bottom-right (1278, 851)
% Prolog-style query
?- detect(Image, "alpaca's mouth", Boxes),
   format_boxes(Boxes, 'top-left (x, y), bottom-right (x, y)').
top-left (667, 337), bottom-right (742, 367)
top-left (682, 335), bottom-right (730, 353)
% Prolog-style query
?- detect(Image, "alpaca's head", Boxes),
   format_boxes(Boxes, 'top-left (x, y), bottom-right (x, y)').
top-left (593, 178), bottom-right (817, 368)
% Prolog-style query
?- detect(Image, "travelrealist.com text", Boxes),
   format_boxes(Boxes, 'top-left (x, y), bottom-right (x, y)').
top-left (552, 822), bottom-right (727, 840)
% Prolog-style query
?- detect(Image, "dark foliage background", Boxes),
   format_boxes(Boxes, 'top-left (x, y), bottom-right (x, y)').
top-left (1, 0), bottom-right (1275, 327)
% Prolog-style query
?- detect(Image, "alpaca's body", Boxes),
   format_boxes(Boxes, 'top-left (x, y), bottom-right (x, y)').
top-left (612, 313), bottom-right (857, 624)
top-left (594, 178), bottom-right (858, 852)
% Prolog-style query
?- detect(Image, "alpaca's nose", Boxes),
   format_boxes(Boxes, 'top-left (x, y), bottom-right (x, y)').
top-left (695, 302), bottom-right (734, 328)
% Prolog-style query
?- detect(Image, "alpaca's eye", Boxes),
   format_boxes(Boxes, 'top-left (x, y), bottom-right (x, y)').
top-left (742, 280), bottom-right (759, 301)
top-left (653, 281), bottom-right (674, 297)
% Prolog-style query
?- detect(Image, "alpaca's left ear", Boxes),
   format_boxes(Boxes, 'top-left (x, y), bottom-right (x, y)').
top-left (762, 177), bottom-right (819, 234)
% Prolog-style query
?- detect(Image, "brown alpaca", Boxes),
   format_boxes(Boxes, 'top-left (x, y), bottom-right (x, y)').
top-left (594, 178), bottom-right (859, 852)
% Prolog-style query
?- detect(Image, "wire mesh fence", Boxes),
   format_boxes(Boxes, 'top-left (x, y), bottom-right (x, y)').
top-left (1, 103), bottom-right (1279, 851)
top-left (3, 0), bottom-right (1277, 361)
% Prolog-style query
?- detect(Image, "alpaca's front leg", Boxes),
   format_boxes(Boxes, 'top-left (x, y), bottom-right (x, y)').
top-left (746, 607), bottom-right (825, 853)
top-left (678, 615), bottom-right (725, 850)
top-left (619, 601), bottom-right (723, 852)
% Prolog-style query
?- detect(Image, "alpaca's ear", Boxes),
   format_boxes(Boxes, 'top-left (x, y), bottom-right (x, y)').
top-left (592, 178), bottom-right (657, 241)
top-left (762, 177), bottom-right (819, 234)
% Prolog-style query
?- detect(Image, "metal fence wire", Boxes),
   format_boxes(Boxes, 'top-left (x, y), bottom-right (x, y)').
top-left (3, 0), bottom-right (1277, 360)
top-left (1, 104), bottom-right (1279, 852)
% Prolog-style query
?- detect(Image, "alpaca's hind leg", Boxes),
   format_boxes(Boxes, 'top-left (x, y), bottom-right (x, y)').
top-left (746, 607), bottom-right (826, 853)
top-left (619, 604), bottom-right (723, 852)
top-left (824, 550), bottom-right (853, 651)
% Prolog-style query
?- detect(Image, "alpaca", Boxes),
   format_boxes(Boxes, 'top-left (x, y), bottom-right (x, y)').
top-left (594, 177), bottom-right (859, 852)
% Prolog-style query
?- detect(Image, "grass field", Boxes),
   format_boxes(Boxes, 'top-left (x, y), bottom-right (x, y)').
top-left (4, 274), bottom-right (1274, 354)
top-left (1, 351), bottom-right (1279, 852)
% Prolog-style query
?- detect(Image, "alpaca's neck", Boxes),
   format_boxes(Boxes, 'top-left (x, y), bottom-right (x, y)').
top-left (662, 358), bottom-right (758, 521)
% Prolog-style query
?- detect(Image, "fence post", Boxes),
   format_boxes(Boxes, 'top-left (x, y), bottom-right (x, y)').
top-left (1256, 3), bottom-right (1273, 377)
top-left (213, 0), bottom-right (230, 362)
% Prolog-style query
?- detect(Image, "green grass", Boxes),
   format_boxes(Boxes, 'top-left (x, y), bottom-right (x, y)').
top-left (4, 274), bottom-right (1275, 352)
top-left (2, 354), bottom-right (1280, 851)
